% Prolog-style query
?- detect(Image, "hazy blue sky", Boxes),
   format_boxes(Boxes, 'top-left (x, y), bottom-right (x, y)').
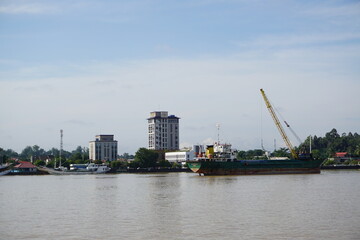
top-left (1, 0), bottom-right (359, 154)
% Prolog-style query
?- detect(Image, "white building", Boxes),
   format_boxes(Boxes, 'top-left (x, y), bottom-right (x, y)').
top-left (89, 135), bottom-right (118, 162)
top-left (165, 151), bottom-right (195, 162)
top-left (148, 111), bottom-right (180, 150)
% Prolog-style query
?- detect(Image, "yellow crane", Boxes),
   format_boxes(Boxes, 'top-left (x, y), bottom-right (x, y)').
top-left (260, 89), bottom-right (298, 159)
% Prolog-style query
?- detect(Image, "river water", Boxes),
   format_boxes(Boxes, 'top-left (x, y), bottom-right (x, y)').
top-left (1, 170), bottom-right (359, 240)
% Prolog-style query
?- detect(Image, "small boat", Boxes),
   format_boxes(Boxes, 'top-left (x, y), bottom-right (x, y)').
top-left (0, 169), bottom-right (11, 176)
top-left (0, 165), bottom-right (8, 170)
top-left (44, 163), bottom-right (111, 175)
top-left (0, 163), bottom-right (12, 176)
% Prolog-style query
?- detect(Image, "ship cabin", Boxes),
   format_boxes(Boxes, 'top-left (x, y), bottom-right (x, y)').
top-left (194, 143), bottom-right (237, 162)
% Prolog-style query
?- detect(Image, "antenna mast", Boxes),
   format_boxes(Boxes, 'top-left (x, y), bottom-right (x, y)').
top-left (216, 123), bottom-right (220, 143)
top-left (60, 129), bottom-right (63, 167)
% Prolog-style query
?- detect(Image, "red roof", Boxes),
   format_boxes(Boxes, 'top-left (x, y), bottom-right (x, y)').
top-left (335, 152), bottom-right (348, 157)
top-left (14, 161), bottom-right (37, 169)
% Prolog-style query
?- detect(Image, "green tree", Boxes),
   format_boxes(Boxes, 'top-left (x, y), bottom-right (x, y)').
top-left (134, 148), bottom-right (158, 168)
top-left (237, 150), bottom-right (247, 160)
top-left (171, 162), bottom-right (182, 168)
top-left (69, 146), bottom-right (88, 161)
top-left (355, 145), bottom-right (360, 156)
top-left (128, 160), bottom-right (140, 169)
top-left (69, 152), bottom-right (83, 162)
top-left (32, 145), bottom-right (45, 159)
top-left (110, 161), bottom-right (128, 170)
top-left (94, 159), bottom-right (103, 164)
top-left (326, 128), bottom-right (340, 140)
top-left (272, 148), bottom-right (290, 158)
top-left (237, 149), bottom-right (265, 160)
top-left (34, 160), bottom-right (46, 166)
top-left (158, 159), bottom-right (171, 168)
top-left (20, 146), bottom-right (34, 160)
top-left (46, 148), bottom-right (60, 157)
top-left (20, 145), bottom-right (45, 160)
top-left (299, 129), bottom-right (360, 159)
top-left (61, 159), bottom-right (71, 168)
top-left (119, 152), bottom-right (135, 159)
top-left (46, 160), bottom-right (55, 168)
top-left (0, 148), bottom-right (5, 163)
top-left (0, 148), bottom-right (18, 162)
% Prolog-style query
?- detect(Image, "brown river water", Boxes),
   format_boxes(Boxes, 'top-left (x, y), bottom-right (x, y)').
top-left (1, 170), bottom-right (359, 240)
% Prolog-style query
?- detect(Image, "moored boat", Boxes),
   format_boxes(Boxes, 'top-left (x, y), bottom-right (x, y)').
top-left (0, 163), bottom-right (11, 176)
top-left (0, 164), bottom-right (9, 170)
top-left (0, 169), bottom-right (11, 176)
top-left (43, 163), bottom-right (111, 175)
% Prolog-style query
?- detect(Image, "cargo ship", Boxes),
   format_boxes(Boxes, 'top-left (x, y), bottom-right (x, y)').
top-left (187, 143), bottom-right (324, 175)
top-left (187, 159), bottom-right (324, 175)
top-left (187, 89), bottom-right (325, 175)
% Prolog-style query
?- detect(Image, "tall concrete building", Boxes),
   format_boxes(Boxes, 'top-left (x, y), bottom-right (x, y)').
top-left (148, 111), bottom-right (180, 150)
top-left (89, 135), bottom-right (118, 162)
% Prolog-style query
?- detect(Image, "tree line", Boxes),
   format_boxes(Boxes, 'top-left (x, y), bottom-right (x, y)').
top-left (238, 128), bottom-right (360, 160)
top-left (0, 145), bottom-right (172, 170)
top-left (1, 128), bottom-right (359, 169)
top-left (0, 145), bottom-right (89, 168)
top-left (299, 128), bottom-right (360, 159)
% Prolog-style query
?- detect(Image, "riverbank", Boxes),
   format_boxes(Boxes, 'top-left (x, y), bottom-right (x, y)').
top-left (321, 165), bottom-right (360, 170)
top-left (7, 168), bottom-right (50, 175)
top-left (3, 165), bottom-right (358, 176)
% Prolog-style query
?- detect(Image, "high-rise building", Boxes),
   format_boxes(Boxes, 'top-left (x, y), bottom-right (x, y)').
top-left (89, 135), bottom-right (118, 161)
top-left (148, 111), bottom-right (180, 150)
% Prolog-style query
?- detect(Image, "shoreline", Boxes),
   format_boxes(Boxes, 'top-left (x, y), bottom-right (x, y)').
top-left (321, 165), bottom-right (360, 170)
top-left (3, 165), bottom-right (359, 176)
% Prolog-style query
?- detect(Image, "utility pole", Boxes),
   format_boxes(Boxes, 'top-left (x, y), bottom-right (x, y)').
top-left (82, 147), bottom-right (84, 162)
top-left (274, 139), bottom-right (276, 151)
top-left (60, 129), bottom-right (63, 167)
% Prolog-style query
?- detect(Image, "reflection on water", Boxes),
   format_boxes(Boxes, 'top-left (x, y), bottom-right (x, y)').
top-left (1, 171), bottom-right (359, 240)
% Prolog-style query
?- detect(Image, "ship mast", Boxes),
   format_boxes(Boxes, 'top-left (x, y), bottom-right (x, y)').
top-left (260, 89), bottom-right (298, 159)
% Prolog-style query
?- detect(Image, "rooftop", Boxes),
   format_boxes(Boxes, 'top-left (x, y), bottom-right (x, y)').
top-left (14, 161), bottom-right (37, 169)
top-left (335, 152), bottom-right (348, 157)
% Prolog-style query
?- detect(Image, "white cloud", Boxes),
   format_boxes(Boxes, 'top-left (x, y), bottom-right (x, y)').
top-left (0, 3), bottom-right (59, 14)
top-left (235, 32), bottom-right (360, 49)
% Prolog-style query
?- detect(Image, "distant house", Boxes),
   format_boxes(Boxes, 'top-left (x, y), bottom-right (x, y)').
top-left (12, 161), bottom-right (38, 173)
top-left (334, 152), bottom-right (350, 163)
top-left (38, 155), bottom-right (54, 165)
top-left (335, 152), bottom-right (348, 158)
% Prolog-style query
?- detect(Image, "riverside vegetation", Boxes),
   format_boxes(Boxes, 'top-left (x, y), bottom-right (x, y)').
top-left (1, 128), bottom-right (360, 170)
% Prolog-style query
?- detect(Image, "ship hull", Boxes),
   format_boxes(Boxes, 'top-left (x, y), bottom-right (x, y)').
top-left (40, 167), bottom-right (111, 175)
top-left (187, 159), bottom-right (324, 176)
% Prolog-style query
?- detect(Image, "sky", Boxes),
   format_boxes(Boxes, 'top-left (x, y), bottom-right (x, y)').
top-left (0, 0), bottom-right (359, 155)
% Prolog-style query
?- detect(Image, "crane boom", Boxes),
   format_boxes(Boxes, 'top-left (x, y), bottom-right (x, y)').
top-left (260, 89), bottom-right (298, 159)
